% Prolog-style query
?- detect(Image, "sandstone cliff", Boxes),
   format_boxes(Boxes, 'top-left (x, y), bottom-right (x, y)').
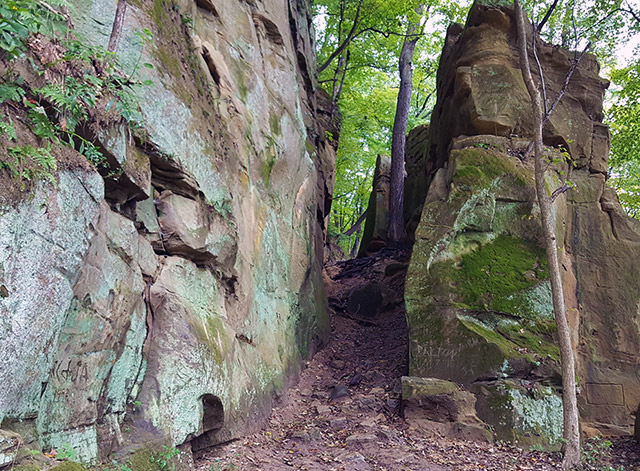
top-left (0, 0), bottom-right (335, 465)
top-left (405, 0), bottom-right (640, 446)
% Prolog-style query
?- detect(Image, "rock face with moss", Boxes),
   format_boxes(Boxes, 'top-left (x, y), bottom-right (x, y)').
top-left (0, 0), bottom-right (336, 465)
top-left (405, 0), bottom-right (640, 446)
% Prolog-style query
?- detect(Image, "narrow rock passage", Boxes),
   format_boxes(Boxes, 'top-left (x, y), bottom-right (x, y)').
top-left (194, 249), bottom-right (636, 471)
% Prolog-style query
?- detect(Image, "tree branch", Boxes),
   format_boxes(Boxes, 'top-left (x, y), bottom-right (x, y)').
top-left (624, 1), bottom-right (640, 23)
top-left (531, 19), bottom-right (549, 115)
top-left (544, 41), bottom-right (591, 122)
top-left (343, 209), bottom-right (368, 236)
top-left (551, 183), bottom-right (571, 202)
top-left (537, 0), bottom-right (560, 32)
top-left (414, 91), bottom-right (433, 118)
top-left (318, 0), bottom-right (364, 74)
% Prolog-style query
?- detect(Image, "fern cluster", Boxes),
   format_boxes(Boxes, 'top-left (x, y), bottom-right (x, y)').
top-left (0, 0), bottom-right (153, 189)
top-left (1, 145), bottom-right (57, 189)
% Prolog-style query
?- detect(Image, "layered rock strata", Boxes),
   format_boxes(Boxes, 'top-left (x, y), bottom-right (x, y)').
top-left (405, 0), bottom-right (640, 446)
top-left (0, 0), bottom-right (336, 465)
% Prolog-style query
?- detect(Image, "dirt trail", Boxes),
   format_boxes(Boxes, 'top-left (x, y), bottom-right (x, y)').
top-left (195, 249), bottom-right (638, 471)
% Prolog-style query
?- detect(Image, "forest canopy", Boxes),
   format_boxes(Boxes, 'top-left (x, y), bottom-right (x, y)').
top-left (313, 0), bottom-right (640, 255)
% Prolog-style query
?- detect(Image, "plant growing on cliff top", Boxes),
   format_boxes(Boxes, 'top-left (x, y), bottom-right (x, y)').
top-left (0, 0), bottom-right (70, 58)
top-left (0, 145), bottom-right (57, 189)
top-left (0, 0), bottom-right (152, 187)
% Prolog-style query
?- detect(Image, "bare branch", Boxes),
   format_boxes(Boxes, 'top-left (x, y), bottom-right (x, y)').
top-left (318, 0), bottom-right (364, 74)
top-left (414, 91), bottom-right (433, 118)
top-left (343, 209), bottom-right (368, 236)
top-left (551, 184), bottom-right (571, 202)
top-left (531, 19), bottom-right (549, 115)
top-left (624, 1), bottom-right (640, 23)
top-left (544, 41), bottom-right (591, 122)
top-left (537, 0), bottom-right (560, 31)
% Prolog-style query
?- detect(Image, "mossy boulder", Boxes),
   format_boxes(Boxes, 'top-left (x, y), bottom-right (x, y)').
top-left (405, 137), bottom-right (563, 443)
top-left (473, 380), bottom-right (563, 449)
top-left (401, 376), bottom-right (492, 443)
top-left (406, 0), bottom-right (640, 448)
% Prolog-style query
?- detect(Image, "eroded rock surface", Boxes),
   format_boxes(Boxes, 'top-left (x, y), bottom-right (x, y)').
top-left (405, 0), bottom-right (640, 447)
top-left (0, 0), bottom-right (335, 465)
top-left (358, 155), bottom-right (391, 257)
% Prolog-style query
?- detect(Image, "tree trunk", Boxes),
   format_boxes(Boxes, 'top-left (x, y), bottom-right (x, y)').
top-left (514, 2), bottom-right (581, 468)
top-left (108, 0), bottom-right (128, 53)
top-left (388, 21), bottom-right (420, 243)
top-left (350, 227), bottom-right (361, 258)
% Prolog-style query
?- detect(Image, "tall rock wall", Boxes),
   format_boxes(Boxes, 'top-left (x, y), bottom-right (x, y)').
top-left (0, 0), bottom-right (335, 464)
top-left (405, 0), bottom-right (640, 446)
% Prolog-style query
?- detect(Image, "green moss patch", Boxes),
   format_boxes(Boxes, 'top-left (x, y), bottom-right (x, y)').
top-left (497, 321), bottom-right (560, 360)
top-left (453, 147), bottom-right (529, 191)
top-left (12, 465), bottom-right (42, 471)
top-left (50, 462), bottom-right (85, 471)
top-left (459, 317), bottom-right (520, 359)
top-left (260, 144), bottom-right (277, 186)
top-left (123, 446), bottom-right (181, 471)
top-left (269, 113), bottom-right (282, 136)
top-left (451, 235), bottom-right (549, 313)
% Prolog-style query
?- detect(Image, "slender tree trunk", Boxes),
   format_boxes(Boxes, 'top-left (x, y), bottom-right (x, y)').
top-left (388, 16), bottom-right (421, 243)
top-left (108, 0), bottom-right (128, 53)
top-left (350, 227), bottom-right (361, 258)
top-left (514, 2), bottom-right (580, 468)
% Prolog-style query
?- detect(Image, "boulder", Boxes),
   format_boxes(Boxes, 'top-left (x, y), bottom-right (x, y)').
top-left (401, 377), bottom-right (491, 443)
top-left (346, 282), bottom-right (394, 318)
top-left (0, 430), bottom-right (21, 468)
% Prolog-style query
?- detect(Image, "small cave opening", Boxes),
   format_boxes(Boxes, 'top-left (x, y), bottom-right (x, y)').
top-left (190, 393), bottom-right (224, 453)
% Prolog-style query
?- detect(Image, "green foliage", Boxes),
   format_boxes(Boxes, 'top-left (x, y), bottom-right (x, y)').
top-left (0, 116), bottom-right (17, 140)
top-left (1, 144), bottom-right (57, 188)
top-left (316, 0), bottom-right (640, 253)
top-left (0, 0), bottom-right (69, 58)
top-left (608, 64), bottom-right (640, 165)
top-left (0, 81), bottom-right (26, 103)
top-left (315, 0), bottom-right (469, 253)
top-left (0, 0), bottom-right (152, 188)
top-left (523, 0), bottom-right (627, 63)
top-left (582, 435), bottom-right (625, 471)
top-left (54, 443), bottom-right (78, 461)
top-left (38, 77), bottom-right (94, 133)
top-left (607, 60), bottom-right (640, 219)
top-left (151, 446), bottom-right (180, 470)
top-left (608, 160), bottom-right (640, 219)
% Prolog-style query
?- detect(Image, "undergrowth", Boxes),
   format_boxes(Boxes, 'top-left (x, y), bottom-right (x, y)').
top-left (0, 0), bottom-right (153, 188)
top-left (581, 435), bottom-right (625, 471)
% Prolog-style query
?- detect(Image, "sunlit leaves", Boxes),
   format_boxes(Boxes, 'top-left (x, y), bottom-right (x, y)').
top-left (315, 0), bottom-right (469, 252)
